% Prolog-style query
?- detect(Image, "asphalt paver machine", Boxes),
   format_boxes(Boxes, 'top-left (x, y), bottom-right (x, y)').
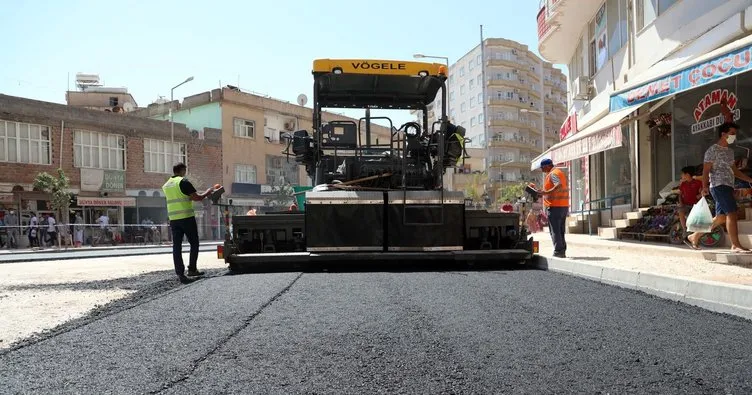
top-left (217, 59), bottom-right (538, 271)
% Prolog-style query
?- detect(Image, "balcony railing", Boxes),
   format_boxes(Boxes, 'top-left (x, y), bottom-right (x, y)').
top-left (490, 134), bottom-right (539, 148)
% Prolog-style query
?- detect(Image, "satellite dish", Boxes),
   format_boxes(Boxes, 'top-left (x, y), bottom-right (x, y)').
top-left (123, 102), bottom-right (135, 112)
top-left (297, 94), bottom-right (308, 107)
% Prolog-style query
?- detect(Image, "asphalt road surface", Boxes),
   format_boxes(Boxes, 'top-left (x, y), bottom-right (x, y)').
top-left (2, 263), bottom-right (752, 394)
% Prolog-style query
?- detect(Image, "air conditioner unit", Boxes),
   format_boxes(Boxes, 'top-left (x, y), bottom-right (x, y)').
top-left (284, 121), bottom-right (296, 131)
top-left (511, 49), bottom-right (518, 55)
top-left (572, 76), bottom-right (590, 100)
top-left (512, 69), bottom-right (518, 73)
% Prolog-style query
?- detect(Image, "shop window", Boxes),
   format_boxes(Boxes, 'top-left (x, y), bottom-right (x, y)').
top-left (604, 125), bottom-right (631, 200)
top-left (74, 130), bottom-right (125, 170)
top-left (143, 138), bottom-right (187, 174)
top-left (672, 75), bottom-right (739, 185)
top-left (234, 164), bottom-right (257, 184)
top-left (0, 120), bottom-right (52, 165)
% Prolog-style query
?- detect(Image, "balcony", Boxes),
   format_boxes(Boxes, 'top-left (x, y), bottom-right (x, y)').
top-left (489, 134), bottom-right (540, 150)
top-left (537, 0), bottom-right (603, 63)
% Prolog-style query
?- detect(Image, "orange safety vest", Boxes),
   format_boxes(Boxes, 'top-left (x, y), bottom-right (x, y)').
top-left (543, 168), bottom-right (569, 208)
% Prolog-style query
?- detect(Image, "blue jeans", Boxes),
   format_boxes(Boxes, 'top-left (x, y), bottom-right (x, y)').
top-left (547, 206), bottom-right (569, 254)
top-left (170, 217), bottom-right (200, 276)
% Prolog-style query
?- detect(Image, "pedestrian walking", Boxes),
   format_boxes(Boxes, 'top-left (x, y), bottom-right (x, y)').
top-left (6, 210), bottom-right (19, 248)
top-left (687, 122), bottom-right (752, 252)
top-left (74, 213), bottom-right (84, 247)
top-left (162, 163), bottom-right (213, 284)
top-left (46, 214), bottom-right (57, 248)
top-left (530, 158), bottom-right (570, 258)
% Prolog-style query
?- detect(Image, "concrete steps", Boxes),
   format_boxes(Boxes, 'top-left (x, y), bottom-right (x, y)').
top-left (704, 251), bottom-right (752, 267)
top-left (598, 227), bottom-right (619, 239)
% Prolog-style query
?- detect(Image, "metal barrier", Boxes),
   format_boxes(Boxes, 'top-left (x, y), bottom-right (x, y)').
top-left (573, 193), bottom-right (632, 236)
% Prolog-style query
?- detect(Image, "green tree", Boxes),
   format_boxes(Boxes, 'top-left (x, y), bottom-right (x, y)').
top-left (266, 182), bottom-right (294, 207)
top-left (33, 168), bottom-right (72, 247)
top-left (497, 182), bottom-right (528, 204)
top-left (464, 171), bottom-right (488, 207)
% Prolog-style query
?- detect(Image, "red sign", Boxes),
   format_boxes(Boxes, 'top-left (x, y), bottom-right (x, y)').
top-left (559, 112), bottom-right (577, 140)
top-left (537, 6), bottom-right (552, 41)
top-left (693, 89), bottom-right (737, 122)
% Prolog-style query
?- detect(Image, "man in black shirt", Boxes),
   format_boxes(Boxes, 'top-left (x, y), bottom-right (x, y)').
top-left (162, 163), bottom-right (213, 284)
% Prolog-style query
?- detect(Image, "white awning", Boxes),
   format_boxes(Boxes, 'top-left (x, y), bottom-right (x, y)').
top-left (530, 106), bottom-right (635, 170)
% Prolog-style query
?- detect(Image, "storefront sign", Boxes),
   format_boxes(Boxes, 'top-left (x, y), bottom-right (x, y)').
top-left (610, 43), bottom-right (752, 111)
top-left (594, 4), bottom-right (607, 72)
top-left (81, 169), bottom-right (126, 192)
top-left (545, 125), bottom-right (623, 167)
top-left (559, 112), bottom-right (578, 140)
top-left (690, 89), bottom-right (742, 134)
top-left (77, 197), bottom-right (136, 207)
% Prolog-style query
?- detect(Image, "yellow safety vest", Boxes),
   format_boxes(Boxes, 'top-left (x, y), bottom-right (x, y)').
top-left (162, 176), bottom-right (195, 220)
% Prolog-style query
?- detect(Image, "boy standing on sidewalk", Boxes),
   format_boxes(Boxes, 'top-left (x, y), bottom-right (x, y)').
top-left (675, 166), bottom-right (703, 234)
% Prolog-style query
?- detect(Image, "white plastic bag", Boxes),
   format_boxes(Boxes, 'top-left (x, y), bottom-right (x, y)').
top-left (686, 198), bottom-right (713, 233)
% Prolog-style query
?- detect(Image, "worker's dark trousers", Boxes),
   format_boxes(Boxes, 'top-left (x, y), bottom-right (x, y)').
top-left (170, 216), bottom-right (200, 276)
top-left (546, 206), bottom-right (569, 254)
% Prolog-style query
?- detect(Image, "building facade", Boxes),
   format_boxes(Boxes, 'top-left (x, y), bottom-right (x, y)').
top-left (132, 87), bottom-right (392, 213)
top-left (535, 0), bottom-right (752, 238)
top-left (0, 94), bottom-right (221, 246)
top-left (429, 38), bottom-right (567, 201)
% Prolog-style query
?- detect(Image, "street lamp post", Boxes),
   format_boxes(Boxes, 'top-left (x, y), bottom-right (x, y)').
top-left (170, 76), bottom-right (194, 163)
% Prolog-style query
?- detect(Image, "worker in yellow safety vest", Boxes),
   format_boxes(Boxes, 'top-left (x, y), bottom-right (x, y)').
top-left (162, 162), bottom-right (214, 284)
top-left (529, 158), bottom-right (569, 258)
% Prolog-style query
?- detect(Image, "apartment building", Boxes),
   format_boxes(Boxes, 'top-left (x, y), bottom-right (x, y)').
top-left (427, 38), bottom-right (567, 201)
top-left (132, 87), bottom-right (392, 212)
top-left (535, 0), bottom-right (752, 229)
top-left (0, 94), bottom-right (221, 245)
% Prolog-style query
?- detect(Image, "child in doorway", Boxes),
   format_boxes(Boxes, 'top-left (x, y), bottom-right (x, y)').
top-left (675, 166), bottom-right (703, 233)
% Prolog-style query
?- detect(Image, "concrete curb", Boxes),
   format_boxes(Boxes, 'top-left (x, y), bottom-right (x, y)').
top-left (537, 256), bottom-right (752, 321)
top-left (0, 241), bottom-right (222, 256)
top-left (538, 238), bottom-right (716, 259)
top-left (0, 244), bottom-right (221, 264)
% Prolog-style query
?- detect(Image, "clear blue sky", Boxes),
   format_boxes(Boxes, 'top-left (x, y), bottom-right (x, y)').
top-left (1, 0), bottom-right (559, 125)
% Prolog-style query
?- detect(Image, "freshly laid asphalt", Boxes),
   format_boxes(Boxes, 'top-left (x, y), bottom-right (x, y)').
top-left (2, 264), bottom-right (752, 394)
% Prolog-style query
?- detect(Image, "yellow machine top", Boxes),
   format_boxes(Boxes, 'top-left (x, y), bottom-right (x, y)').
top-left (313, 59), bottom-right (447, 78)
top-left (311, 59), bottom-right (448, 110)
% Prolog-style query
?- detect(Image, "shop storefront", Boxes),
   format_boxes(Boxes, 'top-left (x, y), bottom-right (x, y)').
top-left (591, 33), bottom-right (752, 245)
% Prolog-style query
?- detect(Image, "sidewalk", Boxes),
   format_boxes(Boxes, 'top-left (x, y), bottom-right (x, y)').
top-left (531, 231), bottom-right (752, 320)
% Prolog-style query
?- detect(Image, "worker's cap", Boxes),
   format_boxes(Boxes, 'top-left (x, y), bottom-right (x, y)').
top-left (539, 158), bottom-right (554, 168)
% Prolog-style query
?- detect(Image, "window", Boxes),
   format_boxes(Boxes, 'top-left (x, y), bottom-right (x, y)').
top-left (477, 74), bottom-right (482, 85)
top-left (470, 97), bottom-right (475, 108)
top-left (0, 120), bottom-right (52, 165)
top-left (476, 54), bottom-right (482, 65)
top-left (235, 164), bottom-right (257, 184)
top-left (461, 102), bottom-right (467, 112)
top-left (74, 130), bottom-right (126, 170)
top-left (468, 60), bottom-right (474, 70)
top-left (233, 118), bottom-right (255, 138)
top-left (471, 117), bottom-right (476, 127)
top-left (143, 138), bottom-right (187, 174)
top-left (469, 79), bottom-right (475, 89)
top-left (449, 92), bottom-right (455, 102)
top-left (477, 93), bottom-right (483, 104)
top-left (478, 113), bottom-right (484, 123)
top-left (460, 67), bottom-right (465, 77)
top-left (637, 0), bottom-right (677, 31)
top-left (460, 84), bottom-right (466, 95)
top-left (266, 155), bottom-right (299, 185)
top-left (607, 0), bottom-right (629, 58)
top-left (109, 97), bottom-right (119, 106)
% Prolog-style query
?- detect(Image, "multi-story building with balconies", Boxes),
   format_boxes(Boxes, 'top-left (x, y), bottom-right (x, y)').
top-left (535, 0), bottom-right (752, 239)
top-left (429, 38), bottom-right (567, 200)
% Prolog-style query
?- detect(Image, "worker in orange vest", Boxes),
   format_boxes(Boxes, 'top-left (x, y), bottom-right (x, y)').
top-left (529, 158), bottom-right (569, 258)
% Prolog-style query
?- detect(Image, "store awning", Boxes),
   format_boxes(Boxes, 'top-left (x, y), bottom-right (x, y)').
top-left (610, 33), bottom-right (752, 113)
top-left (530, 106), bottom-right (635, 171)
